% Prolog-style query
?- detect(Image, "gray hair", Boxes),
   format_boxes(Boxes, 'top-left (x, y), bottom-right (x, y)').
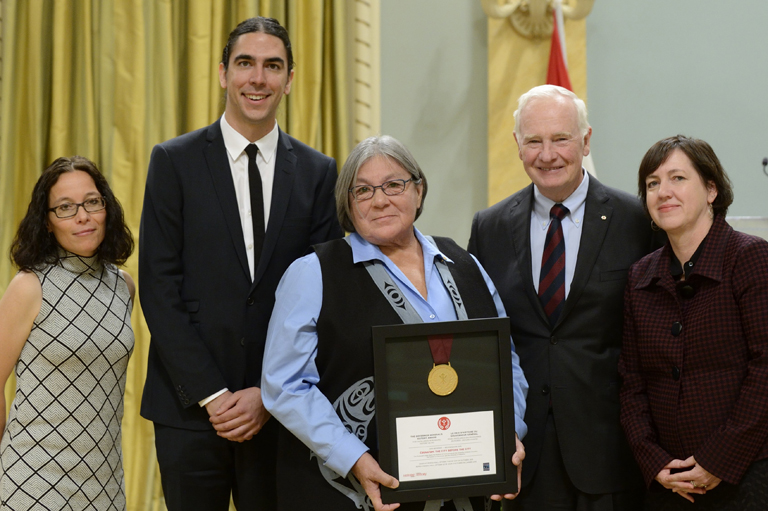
top-left (336, 135), bottom-right (428, 233)
top-left (514, 85), bottom-right (590, 138)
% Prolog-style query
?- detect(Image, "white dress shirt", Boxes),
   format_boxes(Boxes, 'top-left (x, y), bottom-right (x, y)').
top-left (220, 115), bottom-right (279, 282)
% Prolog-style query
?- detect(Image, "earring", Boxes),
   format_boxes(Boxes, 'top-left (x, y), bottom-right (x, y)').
top-left (708, 203), bottom-right (714, 219)
top-left (651, 220), bottom-right (660, 232)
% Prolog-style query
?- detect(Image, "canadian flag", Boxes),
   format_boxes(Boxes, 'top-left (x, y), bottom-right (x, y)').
top-left (547, 0), bottom-right (596, 176)
top-left (547, 0), bottom-right (572, 91)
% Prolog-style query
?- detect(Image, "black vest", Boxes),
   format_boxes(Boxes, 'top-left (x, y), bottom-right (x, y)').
top-left (275, 236), bottom-right (498, 511)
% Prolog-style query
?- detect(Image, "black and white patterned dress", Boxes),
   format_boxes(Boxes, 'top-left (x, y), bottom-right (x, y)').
top-left (0, 252), bottom-right (134, 510)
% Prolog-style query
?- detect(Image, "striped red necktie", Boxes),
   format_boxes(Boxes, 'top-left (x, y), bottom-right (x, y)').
top-left (539, 203), bottom-right (569, 326)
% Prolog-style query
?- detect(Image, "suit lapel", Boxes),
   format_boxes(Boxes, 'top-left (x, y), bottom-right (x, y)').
top-left (510, 185), bottom-right (550, 325)
top-left (203, 122), bottom-right (250, 279)
top-left (252, 129), bottom-right (296, 288)
top-left (559, 177), bottom-right (612, 325)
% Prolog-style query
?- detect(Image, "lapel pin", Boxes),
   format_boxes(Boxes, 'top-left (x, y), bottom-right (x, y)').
top-left (601, 215), bottom-right (607, 220)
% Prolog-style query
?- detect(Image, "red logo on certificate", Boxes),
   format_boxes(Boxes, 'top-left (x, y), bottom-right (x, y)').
top-left (437, 417), bottom-right (451, 430)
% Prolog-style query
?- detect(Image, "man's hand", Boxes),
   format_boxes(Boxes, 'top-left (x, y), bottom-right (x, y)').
top-left (208, 387), bottom-right (271, 442)
top-left (351, 452), bottom-right (400, 511)
top-left (491, 434), bottom-right (525, 501)
top-left (205, 390), bottom-right (233, 418)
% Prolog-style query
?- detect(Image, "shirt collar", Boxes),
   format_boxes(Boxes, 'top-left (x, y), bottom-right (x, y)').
top-left (636, 215), bottom-right (731, 290)
top-left (532, 168), bottom-right (589, 229)
top-left (670, 237), bottom-right (706, 280)
top-left (56, 248), bottom-right (102, 277)
top-left (219, 115), bottom-right (279, 164)
top-left (348, 227), bottom-right (454, 266)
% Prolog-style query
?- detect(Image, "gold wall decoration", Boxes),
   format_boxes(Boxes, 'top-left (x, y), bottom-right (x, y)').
top-left (480, 0), bottom-right (594, 39)
top-left (483, 0), bottom-right (590, 205)
top-left (353, 0), bottom-right (381, 144)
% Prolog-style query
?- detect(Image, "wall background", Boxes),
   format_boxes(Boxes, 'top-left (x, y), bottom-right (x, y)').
top-left (586, 0), bottom-right (768, 216)
top-left (380, 0), bottom-right (488, 247)
top-left (379, 0), bottom-right (768, 247)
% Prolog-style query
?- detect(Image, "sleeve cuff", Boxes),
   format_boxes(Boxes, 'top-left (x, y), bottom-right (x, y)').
top-left (199, 388), bottom-right (228, 407)
top-left (323, 431), bottom-right (370, 478)
top-left (515, 415), bottom-right (528, 441)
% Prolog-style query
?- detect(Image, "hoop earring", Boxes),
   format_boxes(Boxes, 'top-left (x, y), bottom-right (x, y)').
top-left (651, 220), bottom-right (660, 232)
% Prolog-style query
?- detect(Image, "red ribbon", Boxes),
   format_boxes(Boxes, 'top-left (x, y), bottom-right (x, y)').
top-left (428, 334), bottom-right (453, 365)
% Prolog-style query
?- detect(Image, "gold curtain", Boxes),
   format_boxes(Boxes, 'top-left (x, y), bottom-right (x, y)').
top-left (0, 1), bottom-right (350, 509)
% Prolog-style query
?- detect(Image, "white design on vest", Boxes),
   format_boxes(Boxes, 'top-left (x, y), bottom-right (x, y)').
top-left (311, 376), bottom-right (375, 509)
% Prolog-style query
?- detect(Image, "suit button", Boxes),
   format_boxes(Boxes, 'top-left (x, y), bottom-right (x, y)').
top-left (672, 366), bottom-right (681, 381)
top-left (541, 384), bottom-right (550, 395)
top-left (246, 297), bottom-right (255, 306)
top-left (240, 337), bottom-right (245, 346)
top-left (549, 336), bottom-right (558, 345)
top-left (671, 322), bottom-right (682, 337)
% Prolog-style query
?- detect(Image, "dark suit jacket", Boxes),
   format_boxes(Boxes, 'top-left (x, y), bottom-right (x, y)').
top-left (139, 120), bottom-right (343, 430)
top-left (468, 176), bottom-right (654, 494)
top-left (620, 216), bottom-right (768, 486)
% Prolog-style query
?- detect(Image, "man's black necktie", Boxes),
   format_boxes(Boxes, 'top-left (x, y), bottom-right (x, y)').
top-left (539, 203), bottom-right (569, 326)
top-left (245, 144), bottom-right (264, 274)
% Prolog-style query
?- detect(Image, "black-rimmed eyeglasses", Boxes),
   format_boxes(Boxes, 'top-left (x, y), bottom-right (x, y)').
top-left (349, 178), bottom-right (422, 202)
top-left (48, 197), bottom-right (106, 218)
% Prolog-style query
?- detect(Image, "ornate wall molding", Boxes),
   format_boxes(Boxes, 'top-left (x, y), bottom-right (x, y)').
top-left (480, 0), bottom-right (594, 39)
top-left (352, 0), bottom-right (380, 144)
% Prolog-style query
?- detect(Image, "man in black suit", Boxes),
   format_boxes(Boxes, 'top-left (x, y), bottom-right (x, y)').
top-left (139, 17), bottom-right (343, 510)
top-left (469, 85), bottom-right (654, 510)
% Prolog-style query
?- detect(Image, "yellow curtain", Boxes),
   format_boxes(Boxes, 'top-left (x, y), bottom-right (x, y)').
top-left (0, 1), bottom-right (350, 509)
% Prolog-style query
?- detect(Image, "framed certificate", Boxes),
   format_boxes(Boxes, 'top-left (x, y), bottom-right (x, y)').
top-left (372, 317), bottom-right (517, 504)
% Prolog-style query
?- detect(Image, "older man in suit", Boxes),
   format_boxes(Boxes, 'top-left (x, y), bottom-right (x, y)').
top-left (468, 85), bottom-right (656, 510)
top-left (139, 17), bottom-right (343, 510)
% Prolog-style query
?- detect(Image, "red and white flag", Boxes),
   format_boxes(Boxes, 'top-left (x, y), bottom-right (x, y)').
top-left (546, 0), bottom-right (596, 176)
top-left (547, 0), bottom-right (572, 91)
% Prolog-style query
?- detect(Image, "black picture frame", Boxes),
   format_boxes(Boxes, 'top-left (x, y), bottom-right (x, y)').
top-left (372, 317), bottom-right (517, 504)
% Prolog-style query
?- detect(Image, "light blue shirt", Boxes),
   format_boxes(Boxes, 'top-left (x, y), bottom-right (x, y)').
top-left (530, 169), bottom-right (589, 297)
top-left (262, 228), bottom-right (529, 478)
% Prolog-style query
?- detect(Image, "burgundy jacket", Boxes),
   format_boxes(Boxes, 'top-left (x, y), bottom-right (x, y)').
top-left (620, 215), bottom-right (768, 486)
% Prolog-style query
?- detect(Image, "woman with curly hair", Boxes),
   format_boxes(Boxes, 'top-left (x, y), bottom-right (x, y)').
top-left (0, 156), bottom-right (135, 510)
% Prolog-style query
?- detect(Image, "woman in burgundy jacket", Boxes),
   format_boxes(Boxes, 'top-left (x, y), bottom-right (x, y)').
top-left (619, 135), bottom-right (768, 510)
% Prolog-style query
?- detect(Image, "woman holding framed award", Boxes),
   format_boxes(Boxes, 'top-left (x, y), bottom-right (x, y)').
top-left (262, 135), bottom-right (528, 511)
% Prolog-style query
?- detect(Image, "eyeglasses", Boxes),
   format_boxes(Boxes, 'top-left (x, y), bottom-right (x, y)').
top-left (349, 178), bottom-right (422, 202)
top-left (48, 197), bottom-right (107, 218)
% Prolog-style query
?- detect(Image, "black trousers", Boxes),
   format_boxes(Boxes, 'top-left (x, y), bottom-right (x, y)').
top-left (154, 419), bottom-right (278, 511)
top-left (507, 412), bottom-right (644, 511)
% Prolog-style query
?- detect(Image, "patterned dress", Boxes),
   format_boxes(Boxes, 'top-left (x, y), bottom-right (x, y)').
top-left (0, 252), bottom-right (134, 510)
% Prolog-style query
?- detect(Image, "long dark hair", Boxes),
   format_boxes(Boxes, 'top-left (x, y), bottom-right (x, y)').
top-left (10, 156), bottom-right (134, 270)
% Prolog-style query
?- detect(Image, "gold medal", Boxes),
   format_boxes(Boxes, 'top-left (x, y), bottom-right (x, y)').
top-left (428, 363), bottom-right (458, 396)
